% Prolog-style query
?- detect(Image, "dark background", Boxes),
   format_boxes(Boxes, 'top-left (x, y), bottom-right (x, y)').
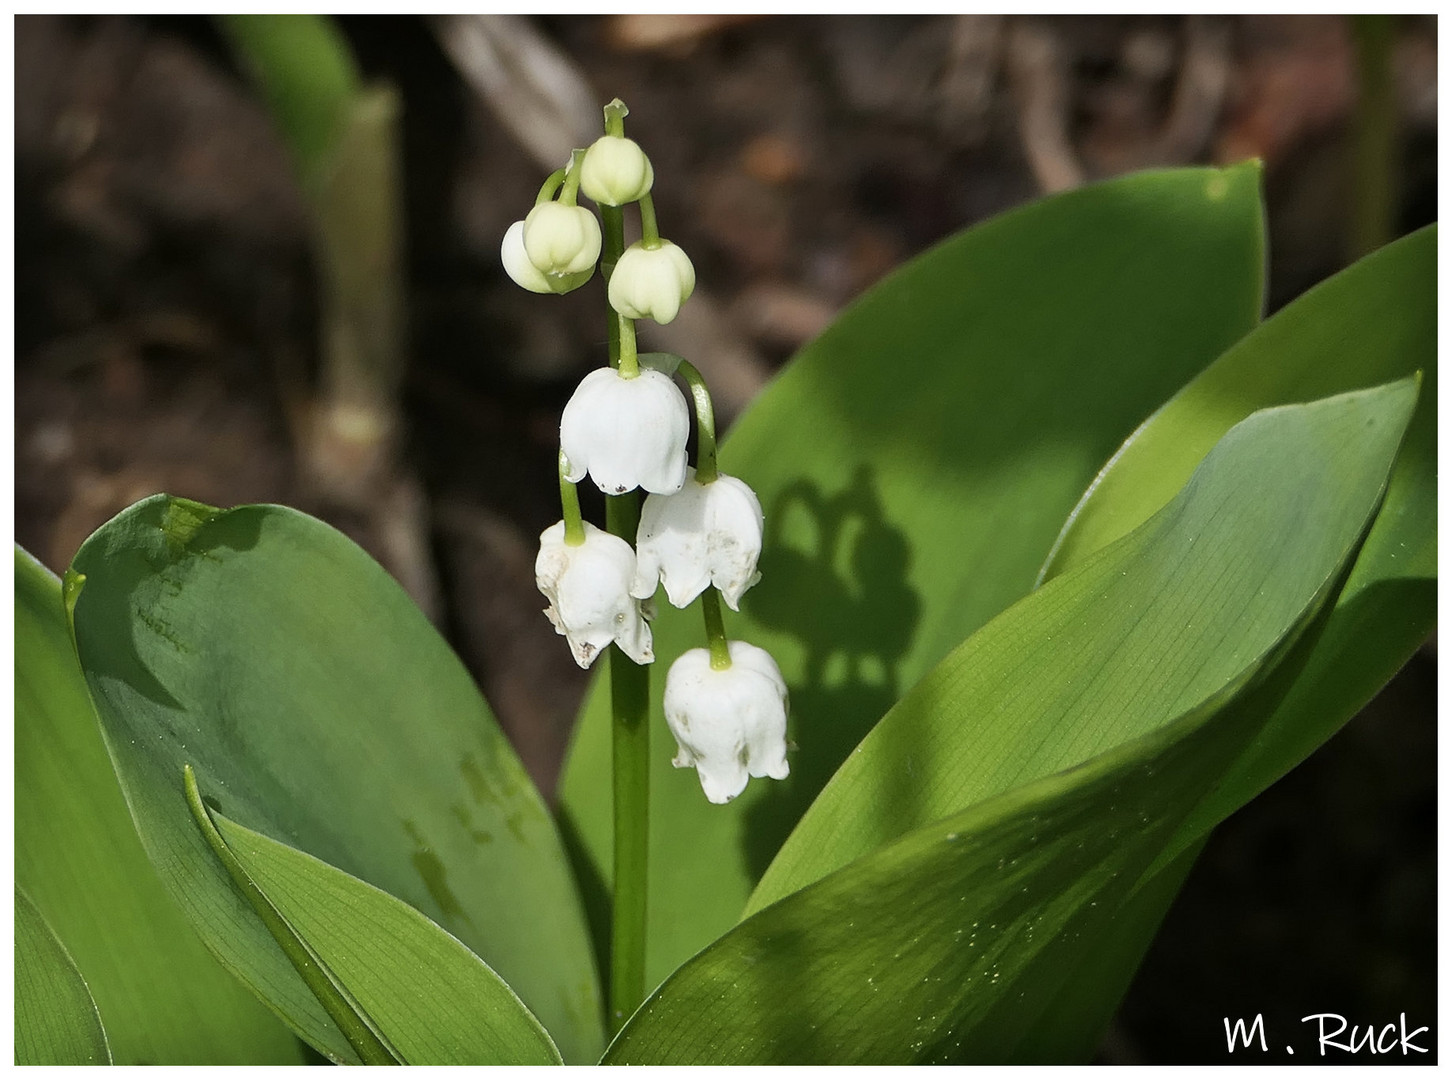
top-left (14, 14), bottom-right (1436, 1063)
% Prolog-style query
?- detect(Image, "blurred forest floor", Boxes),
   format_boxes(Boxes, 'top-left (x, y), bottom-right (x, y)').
top-left (13, 14), bottom-right (1436, 1063)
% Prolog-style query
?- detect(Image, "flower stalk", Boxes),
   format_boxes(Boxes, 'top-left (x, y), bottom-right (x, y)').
top-left (558, 451), bottom-right (584, 546)
top-left (701, 587), bottom-right (733, 671)
top-left (616, 315), bottom-right (640, 379)
top-left (599, 147), bottom-right (648, 1028)
top-left (676, 359), bottom-right (718, 483)
top-left (535, 167), bottom-right (566, 206)
top-left (560, 149), bottom-right (585, 205)
top-left (639, 193), bottom-right (661, 248)
top-left (605, 491), bottom-right (649, 1033)
top-left (603, 97), bottom-right (628, 139)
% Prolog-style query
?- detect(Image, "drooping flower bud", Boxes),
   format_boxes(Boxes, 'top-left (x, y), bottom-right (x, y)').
top-left (535, 521), bottom-right (653, 669)
top-left (522, 201), bottom-right (602, 277)
top-left (502, 220), bottom-right (593, 294)
top-left (607, 240), bottom-right (696, 325)
top-left (560, 367), bottom-right (689, 495)
top-left (664, 642), bottom-right (790, 804)
top-left (634, 467), bottom-right (764, 611)
top-left (579, 134), bottom-right (654, 206)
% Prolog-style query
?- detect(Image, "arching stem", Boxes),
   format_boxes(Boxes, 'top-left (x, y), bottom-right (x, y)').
top-left (676, 359), bottom-right (718, 484)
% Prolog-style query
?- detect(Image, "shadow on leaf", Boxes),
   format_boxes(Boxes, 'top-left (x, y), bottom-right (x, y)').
top-left (741, 465), bottom-right (922, 879)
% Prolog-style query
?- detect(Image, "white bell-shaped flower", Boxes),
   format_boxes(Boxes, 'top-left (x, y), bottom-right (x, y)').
top-left (522, 201), bottom-right (602, 277)
top-left (608, 240), bottom-right (696, 325)
top-left (579, 135), bottom-right (654, 206)
top-left (664, 641), bottom-right (790, 804)
top-left (502, 220), bottom-right (593, 294)
top-left (560, 367), bottom-right (689, 495)
top-left (535, 520), bottom-right (653, 669)
top-left (634, 467), bottom-right (764, 611)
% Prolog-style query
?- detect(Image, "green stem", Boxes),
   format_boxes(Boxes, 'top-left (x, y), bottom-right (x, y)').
top-left (638, 193), bottom-right (661, 248)
top-left (675, 359), bottom-right (718, 483)
top-left (617, 316), bottom-right (640, 379)
top-left (605, 493), bottom-right (649, 1034)
top-left (598, 200), bottom-right (639, 379)
top-left (560, 149), bottom-right (585, 206)
top-left (597, 106), bottom-right (641, 377)
top-left (701, 588), bottom-right (733, 670)
top-left (1349, 14), bottom-right (1398, 260)
top-left (601, 204), bottom-right (625, 367)
top-left (603, 97), bottom-right (628, 139)
top-left (601, 96), bottom-right (648, 1033)
top-left (183, 765), bottom-right (400, 1065)
top-left (559, 451), bottom-right (585, 545)
top-left (535, 168), bottom-right (567, 205)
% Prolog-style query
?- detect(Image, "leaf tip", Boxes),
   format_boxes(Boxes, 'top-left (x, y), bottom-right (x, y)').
top-left (61, 567), bottom-right (86, 620)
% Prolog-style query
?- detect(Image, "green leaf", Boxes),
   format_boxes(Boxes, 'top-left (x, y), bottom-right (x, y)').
top-left (1014, 227), bottom-right (1437, 1051)
top-left (558, 164), bottom-right (1268, 987)
top-left (606, 625), bottom-right (1307, 1063)
top-left (67, 501), bottom-right (603, 1063)
top-left (605, 378), bottom-right (1418, 1063)
top-left (750, 377), bottom-right (1419, 908)
top-left (15, 546), bottom-right (306, 1064)
top-left (181, 765), bottom-right (401, 1065)
top-left (190, 791), bottom-right (563, 1064)
top-left (1042, 225), bottom-right (1435, 582)
top-left (218, 14), bottom-right (361, 194)
top-left (1039, 226), bottom-right (1436, 841)
top-left (15, 887), bottom-right (111, 1065)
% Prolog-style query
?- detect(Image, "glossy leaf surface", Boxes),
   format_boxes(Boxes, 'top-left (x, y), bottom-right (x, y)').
top-left (1002, 227), bottom-right (1438, 1052)
top-left (15, 887), bottom-right (111, 1066)
top-left (202, 805), bottom-right (563, 1064)
top-left (67, 502), bottom-right (603, 1063)
top-left (606, 378), bottom-right (1417, 1062)
top-left (558, 165), bottom-right (1267, 985)
top-left (15, 546), bottom-right (305, 1064)
top-left (750, 378), bottom-right (1419, 907)
top-left (1041, 225), bottom-right (1437, 843)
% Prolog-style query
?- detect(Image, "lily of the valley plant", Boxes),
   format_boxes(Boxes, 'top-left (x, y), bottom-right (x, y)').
top-left (15, 93), bottom-right (1434, 1067)
top-left (515, 102), bottom-right (789, 1026)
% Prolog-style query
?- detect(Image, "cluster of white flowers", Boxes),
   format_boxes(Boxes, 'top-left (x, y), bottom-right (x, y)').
top-left (507, 101), bottom-right (789, 805)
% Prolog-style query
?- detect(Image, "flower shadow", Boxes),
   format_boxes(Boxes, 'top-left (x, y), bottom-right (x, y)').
top-left (740, 464), bottom-right (922, 880)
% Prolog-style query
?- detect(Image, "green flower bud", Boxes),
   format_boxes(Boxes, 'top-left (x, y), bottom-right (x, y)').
top-left (502, 220), bottom-right (593, 294)
top-left (608, 240), bottom-right (696, 325)
top-left (579, 135), bottom-right (655, 206)
top-left (523, 201), bottom-right (602, 277)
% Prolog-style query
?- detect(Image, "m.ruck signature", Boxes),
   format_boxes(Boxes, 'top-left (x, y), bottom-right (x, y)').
top-left (1224, 1012), bottom-right (1430, 1057)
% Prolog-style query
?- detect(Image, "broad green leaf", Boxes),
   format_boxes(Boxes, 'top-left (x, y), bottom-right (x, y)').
top-left (559, 164), bottom-right (1267, 986)
top-left (1039, 225), bottom-right (1436, 841)
top-left (1018, 839), bottom-right (1205, 1061)
top-left (15, 887), bottom-right (110, 1065)
top-left (605, 612), bottom-right (1319, 1063)
top-left (1015, 227), bottom-right (1437, 1052)
top-left (198, 803), bottom-right (562, 1064)
top-left (1041, 226), bottom-right (1435, 583)
top-left (750, 378), bottom-right (1419, 910)
top-left (67, 502), bottom-right (603, 1063)
top-left (15, 546), bottom-right (305, 1064)
top-left (606, 379), bottom-right (1417, 1063)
